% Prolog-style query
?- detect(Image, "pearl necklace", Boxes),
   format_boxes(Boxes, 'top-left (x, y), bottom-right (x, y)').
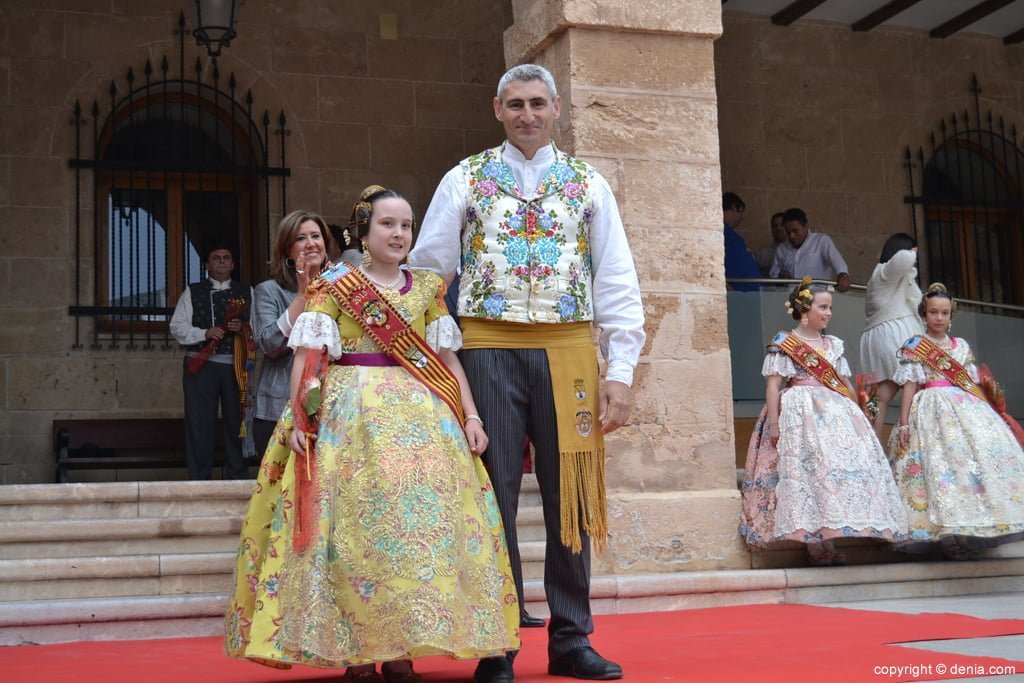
top-left (925, 333), bottom-right (951, 347)
top-left (360, 267), bottom-right (404, 290)
top-left (792, 329), bottom-right (823, 341)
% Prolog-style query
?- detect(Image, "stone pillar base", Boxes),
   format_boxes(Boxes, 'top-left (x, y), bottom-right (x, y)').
top-left (596, 490), bottom-right (749, 574)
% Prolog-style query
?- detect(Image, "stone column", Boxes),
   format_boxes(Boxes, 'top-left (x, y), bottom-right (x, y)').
top-left (505, 0), bottom-right (749, 572)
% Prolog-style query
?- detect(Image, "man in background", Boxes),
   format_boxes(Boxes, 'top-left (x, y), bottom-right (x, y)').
top-left (755, 211), bottom-right (785, 277)
top-left (723, 192), bottom-right (761, 291)
top-left (169, 245), bottom-right (253, 480)
top-left (770, 207), bottom-right (851, 292)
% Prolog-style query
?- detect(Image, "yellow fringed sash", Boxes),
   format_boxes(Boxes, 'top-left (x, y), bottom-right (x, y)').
top-left (461, 318), bottom-right (606, 553)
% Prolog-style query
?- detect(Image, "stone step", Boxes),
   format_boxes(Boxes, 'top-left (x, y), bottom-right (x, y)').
top-left (0, 504), bottom-right (546, 538)
top-left (0, 593), bottom-right (229, 646)
top-left (0, 534), bottom-right (240, 561)
top-left (0, 476), bottom-right (548, 561)
top-left (0, 534), bottom-right (551, 600)
top-left (0, 552), bottom-right (234, 601)
top-left (3, 559), bottom-right (1023, 645)
top-left (0, 481), bottom-right (253, 521)
top-left (0, 508), bottom-right (546, 557)
top-left (0, 516), bottom-right (244, 545)
top-left (1, 529), bottom-right (1018, 603)
top-left (0, 478), bottom-right (544, 529)
top-left (0, 525), bottom-right (547, 561)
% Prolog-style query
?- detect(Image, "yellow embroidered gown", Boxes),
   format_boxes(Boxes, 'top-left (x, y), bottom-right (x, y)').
top-left (224, 267), bottom-right (520, 668)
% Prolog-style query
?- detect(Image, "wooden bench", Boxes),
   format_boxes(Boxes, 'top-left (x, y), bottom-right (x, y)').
top-left (53, 418), bottom-right (225, 483)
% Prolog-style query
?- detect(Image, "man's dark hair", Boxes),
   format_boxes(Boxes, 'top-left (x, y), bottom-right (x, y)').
top-left (204, 243), bottom-right (233, 260)
top-left (771, 212), bottom-right (785, 223)
top-left (878, 232), bottom-right (916, 264)
top-left (723, 192), bottom-right (745, 212)
top-left (782, 208), bottom-right (807, 225)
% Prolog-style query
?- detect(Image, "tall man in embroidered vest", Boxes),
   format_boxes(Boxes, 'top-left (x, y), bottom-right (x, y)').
top-left (169, 245), bottom-right (253, 480)
top-left (409, 64), bottom-right (645, 683)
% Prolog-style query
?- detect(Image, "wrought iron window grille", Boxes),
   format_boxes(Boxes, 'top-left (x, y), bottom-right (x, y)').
top-left (68, 12), bottom-right (290, 350)
top-left (904, 74), bottom-right (1024, 312)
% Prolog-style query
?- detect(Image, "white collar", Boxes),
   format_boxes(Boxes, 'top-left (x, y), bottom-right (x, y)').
top-left (208, 277), bottom-right (232, 290)
top-left (502, 141), bottom-right (556, 167)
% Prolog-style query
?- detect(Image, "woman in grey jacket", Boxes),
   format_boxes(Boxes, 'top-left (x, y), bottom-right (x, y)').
top-left (251, 210), bottom-right (332, 458)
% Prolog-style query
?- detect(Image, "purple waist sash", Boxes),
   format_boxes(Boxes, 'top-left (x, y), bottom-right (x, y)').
top-left (332, 353), bottom-right (400, 367)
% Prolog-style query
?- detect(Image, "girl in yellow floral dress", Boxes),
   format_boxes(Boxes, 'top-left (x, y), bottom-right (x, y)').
top-left (224, 186), bottom-right (520, 681)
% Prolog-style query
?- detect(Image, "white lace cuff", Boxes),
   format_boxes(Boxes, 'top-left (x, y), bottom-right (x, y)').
top-left (288, 311), bottom-right (342, 359)
top-left (837, 356), bottom-right (851, 378)
top-left (762, 351), bottom-right (796, 378)
top-left (893, 359), bottom-right (927, 385)
top-left (425, 315), bottom-right (462, 352)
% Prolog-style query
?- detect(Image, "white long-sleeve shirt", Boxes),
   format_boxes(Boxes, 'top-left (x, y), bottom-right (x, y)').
top-left (409, 143), bottom-right (646, 386)
top-left (770, 231), bottom-right (849, 281)
top-left (863, 249), bottom-right (921, 329)
top-left (169, 277), bottom-right (254, 361)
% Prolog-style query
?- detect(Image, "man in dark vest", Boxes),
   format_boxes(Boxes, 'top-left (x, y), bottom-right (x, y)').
top-left (169, 245), bottom-right (253, 480)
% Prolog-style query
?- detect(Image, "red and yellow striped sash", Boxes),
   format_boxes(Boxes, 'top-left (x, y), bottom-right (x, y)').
top-left (900, 335), bottom-right (987, 402)
top-left (768, 331), bottom-right (856, 402)
top-left (326, 267), bottom-right (465, 426)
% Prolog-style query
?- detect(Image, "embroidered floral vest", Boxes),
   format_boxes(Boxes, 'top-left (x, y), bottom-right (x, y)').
top-left (458, 145), bottom-right (596, 324)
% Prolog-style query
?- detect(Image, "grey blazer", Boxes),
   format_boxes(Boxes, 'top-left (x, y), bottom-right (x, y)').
top-left (252, 279), bottom-right (298, 422)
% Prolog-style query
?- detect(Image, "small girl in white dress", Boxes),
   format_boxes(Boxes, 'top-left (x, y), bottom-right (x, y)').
top-left (741, 278), bottom-right (907, 566)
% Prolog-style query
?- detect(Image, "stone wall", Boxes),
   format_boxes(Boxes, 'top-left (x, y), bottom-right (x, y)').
top-left (0, 0), bottom-right (513, 483)
top-left (716, 11), bottom-right (1024, 283)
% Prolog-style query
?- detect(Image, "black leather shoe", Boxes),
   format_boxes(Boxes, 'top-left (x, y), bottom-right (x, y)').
top-left (474, 656), bottom-right (514, 683)
top-left (520, 611), bottom-right (545, 628)
top-left (548, 646), bottom-right (623, 680)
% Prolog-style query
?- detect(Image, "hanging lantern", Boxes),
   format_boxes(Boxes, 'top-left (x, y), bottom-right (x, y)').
top-left (191, 0), bottom-right (238, 58)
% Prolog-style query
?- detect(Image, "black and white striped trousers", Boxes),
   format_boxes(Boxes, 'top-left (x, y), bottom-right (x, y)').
top-left (461, 348), bottom-right (594, 659)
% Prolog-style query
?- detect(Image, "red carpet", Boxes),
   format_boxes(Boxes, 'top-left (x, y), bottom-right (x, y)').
top-left (2, 605), bottom-right (1024, 682)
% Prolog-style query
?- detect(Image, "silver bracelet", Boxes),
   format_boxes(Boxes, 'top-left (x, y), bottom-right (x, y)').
top-left (465, 414), bottom-right (483, 427)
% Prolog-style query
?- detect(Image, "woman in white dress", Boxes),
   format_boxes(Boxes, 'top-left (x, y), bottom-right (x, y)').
top-left (860, 233), bottom-right (923, 437)
top-left (741, 278), bottom-right (907, 566)
top-left (890, 283), bottom-right (1024, 559)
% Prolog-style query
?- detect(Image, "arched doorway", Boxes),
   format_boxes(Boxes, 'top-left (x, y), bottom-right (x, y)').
top-left (98, 95), bottom-right (260, 324)
top-left (68, 18), bottom-right (289, 349)
top-left (921, 131), bottom-right (1023, 305)
top-left (906, 79), bottom-right (1024, 308)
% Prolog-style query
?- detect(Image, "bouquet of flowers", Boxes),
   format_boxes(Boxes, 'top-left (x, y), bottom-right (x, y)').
top-left (855, 374), bottom-right (879, 421)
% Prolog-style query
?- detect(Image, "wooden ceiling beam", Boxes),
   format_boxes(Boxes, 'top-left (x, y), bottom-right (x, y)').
top-left (770, 0), bottom-right (828, 27)
top-left (1004, 25), bottom-right (1024, 44)
top-left (852, 0), bottom-right (924, 32)
top-left (930, 0), bottom-right (1015, 39)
